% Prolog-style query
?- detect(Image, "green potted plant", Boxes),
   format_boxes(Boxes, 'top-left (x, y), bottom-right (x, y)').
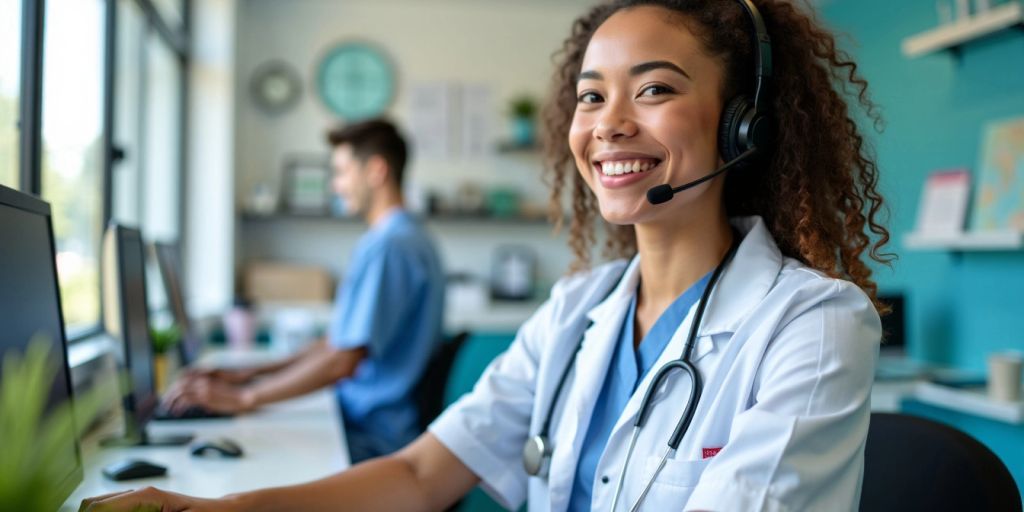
top-left (508, 95), bottom-right (539, 148)
top-left (0, 336), bottom-right (102, 510)
top-left (150, 325), bottom-right (182, 394)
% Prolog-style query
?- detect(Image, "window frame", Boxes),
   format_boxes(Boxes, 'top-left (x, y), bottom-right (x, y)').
top-left (14, 0), bottom-right (191, 342)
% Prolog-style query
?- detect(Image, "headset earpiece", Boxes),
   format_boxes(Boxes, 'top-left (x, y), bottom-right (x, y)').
top-left (718, 96), bottom-right (750, 163)
top-left (718, 94), bottom-right (772, 163)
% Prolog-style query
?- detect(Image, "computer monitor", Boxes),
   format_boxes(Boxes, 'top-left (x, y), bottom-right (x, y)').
top-left (0, 184), bottom-right (83, 503)
top-left (102, 224), bottom-right (192, 446)
top-left (878, 292), bottom-right (906, 353)
top-left (153, 241), bottom-right (201, 366)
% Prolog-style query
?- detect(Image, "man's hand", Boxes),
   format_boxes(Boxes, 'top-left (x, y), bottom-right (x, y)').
top-left (182, 366), bottom-right (260, 385)
top-left (79, 487), bottom-right (234, 512)
top-left (162, 374), bottom-right (258, 415)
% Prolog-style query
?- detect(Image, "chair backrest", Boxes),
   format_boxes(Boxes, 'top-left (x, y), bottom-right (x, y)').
top-left (415, 331), bottom-right (470, 431)
top-left (860, 412), bottom-right (1022, 512)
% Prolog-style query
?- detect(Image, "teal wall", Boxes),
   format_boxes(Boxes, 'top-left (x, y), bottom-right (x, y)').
top-left (819, 0), bottom-right (1024, 371)
top-left (819, 0), bottom-right (1024, 499)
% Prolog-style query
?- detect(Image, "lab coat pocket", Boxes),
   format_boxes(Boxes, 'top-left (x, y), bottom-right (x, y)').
top-left (644, 455), bottom-right (712, 488)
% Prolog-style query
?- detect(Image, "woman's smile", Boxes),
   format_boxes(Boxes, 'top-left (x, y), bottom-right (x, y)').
top-left (592, 151), bottom-right (664, 189)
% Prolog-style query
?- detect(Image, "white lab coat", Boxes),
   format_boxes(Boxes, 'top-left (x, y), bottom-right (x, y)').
top-left (430, 216), bottom-right (881, 511)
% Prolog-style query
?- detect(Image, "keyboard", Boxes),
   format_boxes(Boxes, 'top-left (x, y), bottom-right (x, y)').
top-left (152, 404), bottom-right (233, 421)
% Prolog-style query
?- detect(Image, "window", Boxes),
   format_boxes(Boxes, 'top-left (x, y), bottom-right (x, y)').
top-left (109, 2), bottom-right (185, 315)
top-left (112, 0), bottom-right (144, 227)
top-left (0, 0), bottom-right (20, 188)
top-left (143, 33), bottom-right (183, 316)
top-left (40, 0), bottom-right (106, 333)
top-left (8, 0), bottom-right (189, 340)
top-left (142, 31), bottom-right (181, 243)
top-left (151, 0), bottom-right (184, 30)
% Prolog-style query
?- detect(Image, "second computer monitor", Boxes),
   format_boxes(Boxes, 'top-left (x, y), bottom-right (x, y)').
top-left (104, 224), bottom-right (192, 445)
top-left (153, 241), bottom-right (201, 366)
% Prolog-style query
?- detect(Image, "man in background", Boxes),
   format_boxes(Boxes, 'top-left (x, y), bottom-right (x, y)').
top-left (165, 119), bottom-right (446, 462)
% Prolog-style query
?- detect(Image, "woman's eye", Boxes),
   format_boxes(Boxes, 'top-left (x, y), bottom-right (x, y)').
top-left (639, 84), bottom-right (673, 97)
top-left (577, 91), bottom-right (603, 104)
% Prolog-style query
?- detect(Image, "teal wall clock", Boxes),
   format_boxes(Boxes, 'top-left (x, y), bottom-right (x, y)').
top-left (316, 42), bottom-right (396, 121)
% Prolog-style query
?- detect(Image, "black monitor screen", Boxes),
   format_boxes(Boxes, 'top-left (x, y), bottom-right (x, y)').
top-left (0, 185), bottom-right (82, 502)
top-left (878, 293), bottom-right (906, 351)
top-left (116, 226), bottom-right (158, 425)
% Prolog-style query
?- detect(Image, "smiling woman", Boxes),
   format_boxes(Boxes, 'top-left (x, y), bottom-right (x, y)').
top-left (544, 0), bottom-right (893, 309)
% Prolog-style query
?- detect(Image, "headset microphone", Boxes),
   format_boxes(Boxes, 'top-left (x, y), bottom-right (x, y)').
top-left (646, 147), bottom-right (759, 205)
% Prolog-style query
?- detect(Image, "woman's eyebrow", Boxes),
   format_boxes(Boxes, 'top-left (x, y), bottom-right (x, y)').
top-left (577, 61), bottom-right (691, 84)
top-left (630, 60), bottom-right (691, 80)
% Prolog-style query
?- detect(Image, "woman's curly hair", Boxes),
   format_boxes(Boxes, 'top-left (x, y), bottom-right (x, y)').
top-left (542, 0), bottom-right (894, 310)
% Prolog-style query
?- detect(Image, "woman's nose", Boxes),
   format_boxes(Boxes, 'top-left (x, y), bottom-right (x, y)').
top-left (593, 106), bottom-right (638, 142)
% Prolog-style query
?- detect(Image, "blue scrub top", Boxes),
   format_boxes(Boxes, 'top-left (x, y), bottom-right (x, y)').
top-left (327, 209), bottom-right (445, 460)
top-left (568, 271), bottom-right (712, 512)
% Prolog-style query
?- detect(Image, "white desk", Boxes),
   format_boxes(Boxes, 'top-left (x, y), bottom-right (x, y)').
top-left (63, 374), bottom-right (349, 508)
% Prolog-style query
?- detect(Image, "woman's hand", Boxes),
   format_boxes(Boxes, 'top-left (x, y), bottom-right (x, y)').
top-left (78, 487), bottom-right (236, 512)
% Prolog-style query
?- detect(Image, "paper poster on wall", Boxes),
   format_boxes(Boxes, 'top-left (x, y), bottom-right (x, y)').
top-left (970, 117), bottom-right (1024, 231)
top-left (916, 169), bottom-right (970, 234)
top-left (460, 84), bottom-right (494, 159)
top-left (408, 83), bottom-right (453, 159)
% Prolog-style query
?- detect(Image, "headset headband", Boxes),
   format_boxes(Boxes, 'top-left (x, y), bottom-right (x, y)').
top-left (735, 0), bottom-right (773, 112)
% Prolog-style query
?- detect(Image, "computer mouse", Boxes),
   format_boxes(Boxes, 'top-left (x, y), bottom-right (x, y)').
top-left (190, 437), bottom-right (244, 458)
top-left (102, 459), bottom-right (168, 481)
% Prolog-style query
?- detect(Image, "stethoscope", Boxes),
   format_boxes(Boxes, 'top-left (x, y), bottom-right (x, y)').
top-left (521, 236), bottom-right (739, 511)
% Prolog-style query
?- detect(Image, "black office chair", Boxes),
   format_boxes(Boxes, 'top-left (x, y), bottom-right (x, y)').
top-left (860, 412), bottom-right (1021, 512)
top-left (415, 331), bottom-right (470, 431)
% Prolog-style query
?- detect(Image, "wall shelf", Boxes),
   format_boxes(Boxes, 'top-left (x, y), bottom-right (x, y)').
top-left (902, 1), bottom-right (1024, 58)
top-left (240, 212), bottom-right (552, 225)
top-left (903, 230), bottom-right (1024, 250)
top-left (912, 381), bottom-right (1024, 425)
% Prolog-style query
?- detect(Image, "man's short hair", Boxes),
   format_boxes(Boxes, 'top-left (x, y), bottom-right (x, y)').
top-left (326, 119), bottom-right (409, 187)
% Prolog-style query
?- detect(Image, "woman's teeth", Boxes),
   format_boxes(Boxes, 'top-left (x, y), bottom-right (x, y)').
top-left (599, 160), bottom-right (658, 176)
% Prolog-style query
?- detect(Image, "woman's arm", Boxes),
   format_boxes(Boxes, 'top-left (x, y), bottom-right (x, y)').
top-left (80, 434), bottom-right (480, 512)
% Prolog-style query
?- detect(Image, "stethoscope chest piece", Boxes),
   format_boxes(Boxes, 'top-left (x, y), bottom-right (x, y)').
top-left (523, 435), bottom-right (552, 477)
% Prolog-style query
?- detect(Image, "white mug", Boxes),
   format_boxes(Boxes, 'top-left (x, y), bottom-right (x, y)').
top-left (988, 351), bottom-right (1023, 402)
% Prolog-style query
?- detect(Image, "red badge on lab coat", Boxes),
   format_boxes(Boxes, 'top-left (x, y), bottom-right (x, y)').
top-left (702, 447), bottom-right (722, 459)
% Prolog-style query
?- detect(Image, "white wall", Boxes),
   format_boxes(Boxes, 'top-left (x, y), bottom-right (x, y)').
top-left (233, 0), bottom-right (598, 287)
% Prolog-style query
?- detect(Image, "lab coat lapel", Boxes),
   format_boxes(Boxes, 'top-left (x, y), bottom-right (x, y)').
top-left (696, 216), bottom-right (782, 335)
top-left (547, 257), bottom-right (640, 512)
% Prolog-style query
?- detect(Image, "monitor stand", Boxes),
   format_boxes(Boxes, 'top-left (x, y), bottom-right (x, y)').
top-left (100, 424), bottom-right (193, 447)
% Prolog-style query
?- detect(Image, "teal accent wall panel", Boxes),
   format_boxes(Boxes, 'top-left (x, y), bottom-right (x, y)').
top-left (819, 0), bottom-right (1024, 371)
top-left (819, 0), bottom-right (1024, 498)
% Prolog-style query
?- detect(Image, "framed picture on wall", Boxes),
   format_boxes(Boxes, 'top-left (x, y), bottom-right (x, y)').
top-left (282, 155), bottom-right (332, 215)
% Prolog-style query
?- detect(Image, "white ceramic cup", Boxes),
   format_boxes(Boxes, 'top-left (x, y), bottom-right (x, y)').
top-left (987, 351), bottom-right (1023, 402)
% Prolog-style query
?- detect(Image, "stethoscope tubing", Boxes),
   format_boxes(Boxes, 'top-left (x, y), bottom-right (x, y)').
top-left (610, 239), bottom-right (738, 511)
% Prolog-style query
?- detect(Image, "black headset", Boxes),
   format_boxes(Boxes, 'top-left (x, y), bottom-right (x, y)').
top-left (646, 0), bottom-right (774, 206)
top-left (717, 0), bottom-right (774, 163)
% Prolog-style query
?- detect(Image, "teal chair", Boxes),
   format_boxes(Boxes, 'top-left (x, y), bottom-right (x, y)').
top-left (443, 332), bottom-right (520, 512)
